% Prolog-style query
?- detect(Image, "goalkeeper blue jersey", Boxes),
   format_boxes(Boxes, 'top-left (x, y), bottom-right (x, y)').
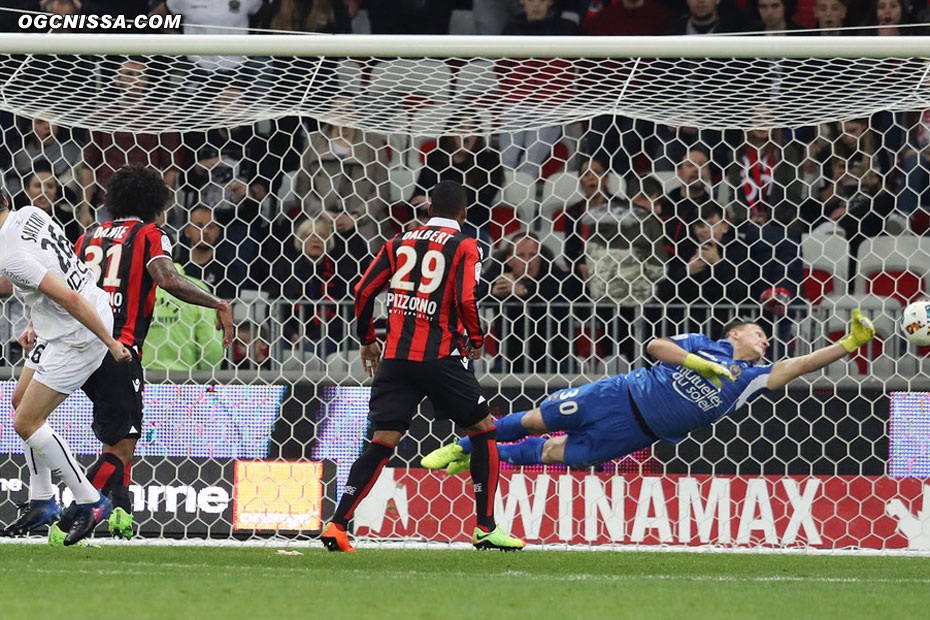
top-left (627, 333), bottom-right (773, 443)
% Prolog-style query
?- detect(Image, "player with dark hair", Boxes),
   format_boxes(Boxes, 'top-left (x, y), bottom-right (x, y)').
top-left (423, 314), bottom-right (876, 473)
top-left (0, 184), bottom-right (132, 546)
top-left (21, 164), bottom-right (235, 544)
top-left (320, 180), bottom-right (524, 552)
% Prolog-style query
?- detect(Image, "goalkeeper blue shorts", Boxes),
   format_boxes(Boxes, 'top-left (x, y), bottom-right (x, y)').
top-left (539, 374), bottom-right (657, 467)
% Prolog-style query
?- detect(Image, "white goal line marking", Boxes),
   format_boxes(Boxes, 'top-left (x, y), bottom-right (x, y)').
top-left (4, 537), bottom-right (930, 558)
top-left (1, 564), bottom-right (927, 586)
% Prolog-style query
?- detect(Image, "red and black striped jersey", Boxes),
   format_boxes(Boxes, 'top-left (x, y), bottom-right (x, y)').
top-left (355, 218), bottom-right (484, 362)
top-left (75, 219), bottom-right (173, 348)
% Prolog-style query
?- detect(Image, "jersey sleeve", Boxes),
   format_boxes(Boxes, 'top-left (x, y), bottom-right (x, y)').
top-left (455, 238), bottom-right (484, 348)
top-left (734, 364), bottom-right (774, 409)
top-left (145, 226), bottom-right (174, 267)
top-left (2, 251), bottom-right (48, 291)
top-left (667, 333), bottom-right (715, 354)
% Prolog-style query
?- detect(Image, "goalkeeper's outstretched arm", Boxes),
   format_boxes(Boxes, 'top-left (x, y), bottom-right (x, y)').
top-left (766, 309), bottom-right (875, 390)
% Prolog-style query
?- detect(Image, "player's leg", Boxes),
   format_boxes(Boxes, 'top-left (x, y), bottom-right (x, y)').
top-left (81, 350), bottom-right (143, 539)
top-left (427, 358), bottom-right (524, 550)
top-left (29, 336), bottom-right (113, 546)
top-left (321, 360), bottom-right (416, 552)
top-left (423, 407), bottom-right (549, 470)
top-left (13, 379), bottom-right (100, 506)
top-left (1, 365), bottom-right (63, 536)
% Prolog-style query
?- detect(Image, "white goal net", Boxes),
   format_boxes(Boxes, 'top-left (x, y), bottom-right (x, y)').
top-left (1, 34), bottom-right (930, 551)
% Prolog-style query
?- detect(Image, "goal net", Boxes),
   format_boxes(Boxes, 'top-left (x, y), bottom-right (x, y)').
top-left (1, 33), bottom-right (929, 551)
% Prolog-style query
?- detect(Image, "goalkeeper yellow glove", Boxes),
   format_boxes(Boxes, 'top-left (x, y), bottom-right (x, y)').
top-left (839, 308), bottom-right (876, 353)
top-left (683, 353), bottom-right (736, 389)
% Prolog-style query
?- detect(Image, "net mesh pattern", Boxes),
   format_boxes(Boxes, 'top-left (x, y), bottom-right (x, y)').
top-left (0, 49), bottom-right (929, 550)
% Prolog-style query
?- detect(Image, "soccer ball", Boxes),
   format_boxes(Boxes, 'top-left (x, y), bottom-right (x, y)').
top-left (901, 301), bottom-right (930, 346)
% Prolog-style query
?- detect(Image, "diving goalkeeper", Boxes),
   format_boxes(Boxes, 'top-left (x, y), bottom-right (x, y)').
top-left (423, 313), bottom-right (875, 472)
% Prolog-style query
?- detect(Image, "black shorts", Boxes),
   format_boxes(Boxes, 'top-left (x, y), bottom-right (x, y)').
top-left (369, 357), bottom-right (489, 432)
top-left (81, 347), bottom-right (144, 446)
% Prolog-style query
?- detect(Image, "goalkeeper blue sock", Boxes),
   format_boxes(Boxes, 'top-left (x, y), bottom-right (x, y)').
top-left (456, 411), bottom-right (530, 455)
top-left (498, 437), bottom-right (546, 466)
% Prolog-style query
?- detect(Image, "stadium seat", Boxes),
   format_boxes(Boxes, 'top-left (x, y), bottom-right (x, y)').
top-left (855, 235), bottom-right (930, 307)
top-left (801, 233), bottom-right (849, 305)
top-left (233, 290), bottom-right (271, 324)
top-left (502, 169), bottom-right (539, 223)
top-left (388, 166), bottom-right (417, 205)
top-left (488, 205), bottom-right (524, 249)
top-left (818, 295), bottom-right (900, 377)
top-left (324, 350), bottom-right (368, 379)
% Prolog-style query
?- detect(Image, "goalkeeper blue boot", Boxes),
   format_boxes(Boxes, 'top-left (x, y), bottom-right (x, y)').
top-left (473, 526), bottom-right (525, 551)
top-left (64, 492), bottom-right (112, 547)
top-left (1, 498), bottom-right (61, 536)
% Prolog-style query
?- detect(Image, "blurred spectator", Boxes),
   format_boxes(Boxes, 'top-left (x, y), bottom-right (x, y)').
top-left (45, 0), bottom-right (79, 32)
top-left (865, 0), bottom-right (913, 35)
top-left (487, 233), bottom-right (576, 373)
top-left (16, 161), bottom-right (83, 242)
top-left (503, 0), bottom-right (579, 34)
top-left (658, 203), bottom-right (752, 334)
top-left (497, 0), bottom-right (577, 180)
top-left (80, 59), bottom-right (182, 221)
top-left (274, 217), bottom-right (367, 357)
top-left (152, 0), bottom-right (264, 70)
top-left (295, 122), bottom-right (389, 253)
top-left (561, 156), bottom-right (613, 280)
top-left (6, 117), bottom-right (86, 215)
top-left (726, 128), bottom-right (805, 225)
top-left (666, 0), bottom-right (740, 34)
top-left (739, 204), bottom-right (803, 305)
top-left (141, 263), bottom-right (225, 371)
top-left (811, 0), bottom-right (847, 34)
top-left (663, 147), bottom-right (715, 256)
top-left (178, 205), bottom-right (247, 299)
top-left (367, 0), bottom-right (453, 34)
top-left (230, 321), bottom-right (272, 370)
top-left (747, 0), bottom-right (801, 33)
top-left (581, 0), bottom-right (677, 34)
top-left (580, 175), bottom-right (668, 305)
top-left (268, 0), bottom-right (353, 33)
top-left (475, 0), bottom-right (521, 34)
top-left (411, 129), bottom-right (503, 237)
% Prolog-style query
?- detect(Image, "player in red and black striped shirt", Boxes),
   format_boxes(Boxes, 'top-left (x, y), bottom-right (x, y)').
top-left (321, 181), bottom-right (524, 552)
top-left (59, 165), bottom-right (234, 538)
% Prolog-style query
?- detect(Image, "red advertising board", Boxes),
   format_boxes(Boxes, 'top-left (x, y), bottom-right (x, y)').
top-left (352, 469), bottom-right (930, 549)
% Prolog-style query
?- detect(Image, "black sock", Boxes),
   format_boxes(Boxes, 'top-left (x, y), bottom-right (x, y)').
top-left (468, 428), bottom-right (498, 531)
top-left (332, 440), bottom-right (394, 528)
top-left (110, 485), bottom-right (132, 512)
top-left (87, 453), bottom-right (124, 497)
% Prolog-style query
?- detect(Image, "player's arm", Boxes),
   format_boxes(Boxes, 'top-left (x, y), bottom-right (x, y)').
top-left (646, 337), bottom-right (735, 388)
top-left (147, 257), bottom-right (234, 347)
top-left (767, 309), bottom-right (875, 390)
top-left (38, 273), bottom-right (130, 363)
top-left (455, 240), bottom-right (485, 360)
top-left (354, 241), bottom-right (393, 376)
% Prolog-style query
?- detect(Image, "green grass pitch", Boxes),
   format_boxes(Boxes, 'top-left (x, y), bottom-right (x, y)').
top-left (1, 544), bottom-right (928, 619)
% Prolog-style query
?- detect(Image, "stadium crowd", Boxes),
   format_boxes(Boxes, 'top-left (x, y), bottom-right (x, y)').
top-left (0, 0), bottom-right (925, 372)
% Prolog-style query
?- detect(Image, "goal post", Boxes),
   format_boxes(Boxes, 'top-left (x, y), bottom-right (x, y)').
top-left (0, 33), bottom-right (928, 551)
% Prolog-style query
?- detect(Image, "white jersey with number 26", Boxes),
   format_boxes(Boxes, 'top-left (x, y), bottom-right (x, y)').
top-left (0, 206), bottom-right (109, 341)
